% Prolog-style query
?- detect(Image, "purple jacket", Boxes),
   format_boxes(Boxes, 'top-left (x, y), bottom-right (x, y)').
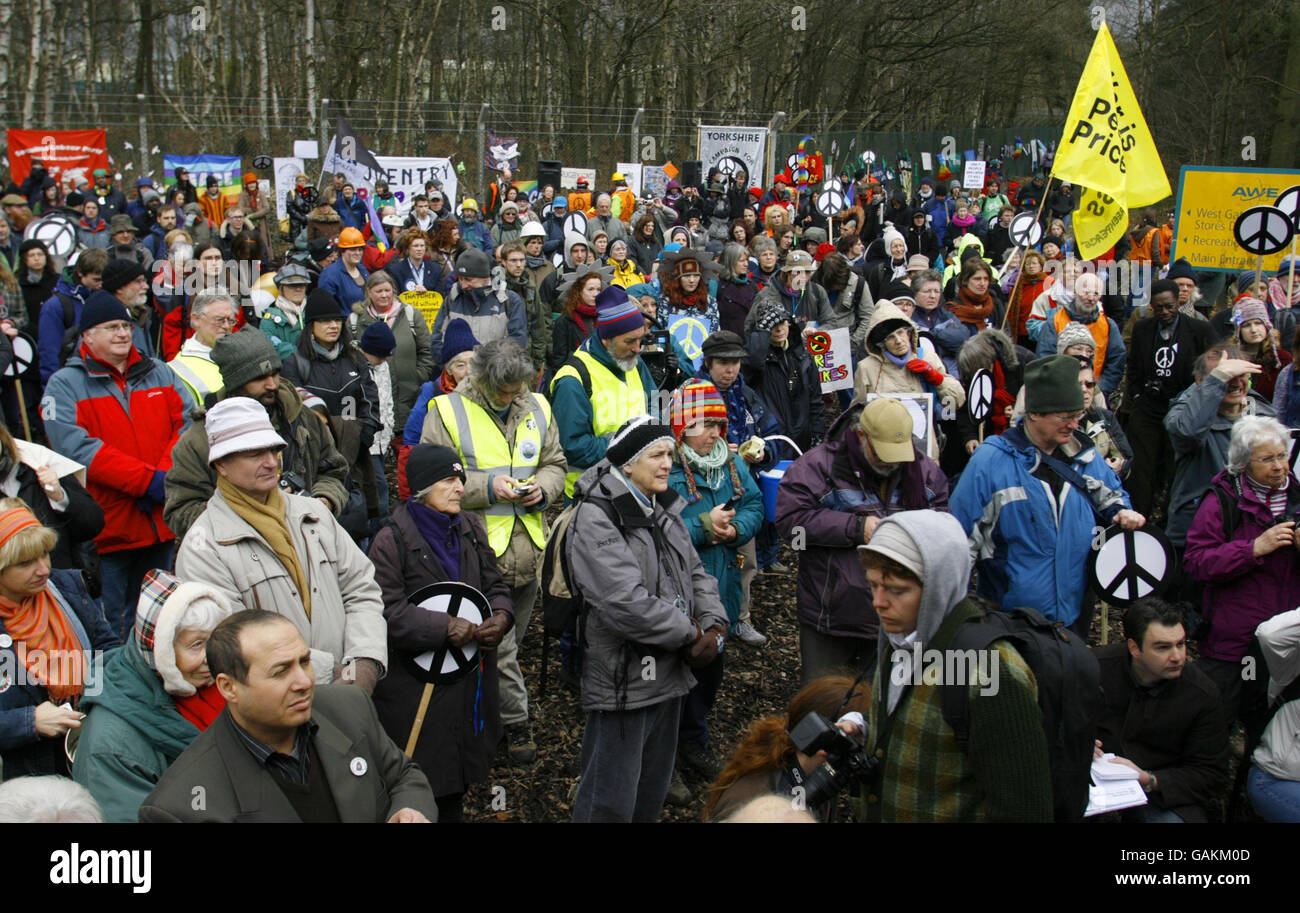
top-left (774, 401), bottom-right (950, 640)
top-left (1183, 469), bottom-right (1300, 662)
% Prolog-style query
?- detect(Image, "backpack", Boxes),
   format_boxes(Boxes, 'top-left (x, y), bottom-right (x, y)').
top-left (56, 292), bottom-right (83, 368)
top-left (941, 604), bottom-right (1103, 822)
top-left (538, 469), bottom-right (618, 694)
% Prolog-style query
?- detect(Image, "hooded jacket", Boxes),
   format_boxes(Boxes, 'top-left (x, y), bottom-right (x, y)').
top-left (427, 273), bottom-right (528, 372)
top-left (852, 301), bottom-right (965, 458)
top-left (73, 580), bottom-right (231, 822)
top-left (775, 401), bottom-right (950, 640)
top-left (743, 324), bottom-right (825, 451)
top-left (863, 510), bottom-right (1052, 823)
top-left (566, 462), bottom-right (729, 712)
top-left (950, 423), bottom-right (1130, 625)
top-left (743, 279), bottom-right (830, 338)
top-left (1253, 607), bottom-right (1300, 782)
top-left (538, 231), bottom-right (594, 311)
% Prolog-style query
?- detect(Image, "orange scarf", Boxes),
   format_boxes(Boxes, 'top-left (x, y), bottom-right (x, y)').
top-left (0, 588), bottom-right (86, 702)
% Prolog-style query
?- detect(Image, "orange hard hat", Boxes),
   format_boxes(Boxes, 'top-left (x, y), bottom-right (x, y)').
top-left (336, 227), bottom-right (365, 249)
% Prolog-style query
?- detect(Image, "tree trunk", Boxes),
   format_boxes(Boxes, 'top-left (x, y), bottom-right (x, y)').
top-left (23, 0), bottom-right (47, 127)
top-left (0, 0), bottom-right (13, 127)
top-left (305, 0), bottom-right (317, 133)
top-left (1271, 0), bottom-right (1300, 167)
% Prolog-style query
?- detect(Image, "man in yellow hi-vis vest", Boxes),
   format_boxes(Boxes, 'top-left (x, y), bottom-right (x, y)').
top-left (550, 286), bottom-right (659, 499)
top-left (167, 288), bottom-right (237, 405)
top-left (421, 338), bottom-right (566, 765)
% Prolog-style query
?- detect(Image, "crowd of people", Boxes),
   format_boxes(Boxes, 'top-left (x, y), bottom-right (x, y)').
top-left (0, 151), bottom-right (1298, 826)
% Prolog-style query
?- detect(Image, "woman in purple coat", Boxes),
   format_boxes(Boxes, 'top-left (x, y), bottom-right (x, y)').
top-left (1184, 415), bottom-right (1300, 747)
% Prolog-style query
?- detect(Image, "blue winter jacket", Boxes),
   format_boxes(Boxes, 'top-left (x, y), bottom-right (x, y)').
top-left (668, 449), bottom-right (764, 626)
top-left (459, 219), bottom-right (493, 254)
top-left (950, 423), bottom-right (1130, 626)
top-left (333, 195), bottom-right (368, 230)
top-left (316, 259), bottom-right (370, 314)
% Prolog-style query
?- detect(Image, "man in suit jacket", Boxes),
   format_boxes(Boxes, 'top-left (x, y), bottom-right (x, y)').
top-left (139, 610), bottom-right (437, 823)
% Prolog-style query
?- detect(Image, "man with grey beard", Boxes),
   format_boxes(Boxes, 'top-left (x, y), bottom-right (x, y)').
top-left (550, 285), bottom-right (660, 499)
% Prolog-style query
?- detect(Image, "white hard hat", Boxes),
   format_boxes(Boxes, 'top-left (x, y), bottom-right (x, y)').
top-left (520, 221), bottom-right (546, 239)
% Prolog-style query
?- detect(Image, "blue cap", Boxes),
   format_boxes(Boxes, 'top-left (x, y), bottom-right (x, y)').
top-left (553, 196), bottom-right (568, 209)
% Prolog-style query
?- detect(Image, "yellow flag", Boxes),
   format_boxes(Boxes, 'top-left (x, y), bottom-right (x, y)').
top-left (1054, 23), bottom-right (1170, 259)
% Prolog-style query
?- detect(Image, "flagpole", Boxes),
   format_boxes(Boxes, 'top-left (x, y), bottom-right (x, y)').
top-left (999, 172), bottom-right (1056, 336)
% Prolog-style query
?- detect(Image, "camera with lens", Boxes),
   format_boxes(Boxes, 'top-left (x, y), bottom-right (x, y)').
top-left (788, 711), bottom-right (878, 809)
top-left (279, 471), bottom-right (307, 494)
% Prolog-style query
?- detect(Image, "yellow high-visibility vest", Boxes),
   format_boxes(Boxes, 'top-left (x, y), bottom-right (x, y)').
top-left (551, 349), bottom-right (647, 497)
top-left (168, 353), bottom-right (224, 404)
top-left (434, 391), bottom-right (551, 555)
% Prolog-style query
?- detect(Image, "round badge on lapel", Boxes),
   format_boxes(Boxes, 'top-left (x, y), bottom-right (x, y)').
top-left (0, 633), bottom-right (12, 649)
top-left (350, 757), bottom-right (368, 776)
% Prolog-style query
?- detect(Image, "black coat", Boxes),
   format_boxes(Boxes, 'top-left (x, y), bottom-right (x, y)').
top-left (1094, 644), bottom-right (1229, 822)
top-left (10, 462), bottom-right (104, 571)
top-left (367, 503), bottom-right (513, 798)
top-left (743, 331), bottom-right (825, 453)
top-left (1125, 314), bottom-right (1217, 417)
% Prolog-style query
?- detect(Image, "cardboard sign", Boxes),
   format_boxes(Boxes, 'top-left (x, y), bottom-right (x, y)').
top-left (398, 290), bottom-right (442, 330)
top-left (1172, 166), bottom-right (1300, 272)
top-left (560, 167), bottom-right (597, 191)
top-left (804, 327), bottom-right (854, 393)
top-left (962, 160), bottom-right (986, 190)
top-left (615, 163), bottom-right (643, 196)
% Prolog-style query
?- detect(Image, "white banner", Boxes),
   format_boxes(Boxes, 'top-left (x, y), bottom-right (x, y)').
top-left (274, 157), bottom-right (305, 222)
top-left (322, 138), bottom-right (457, 218)
top-left (560, 167), bottom-right (597, 191)
top-left (615, 162), bottom-right (643, 196)
top-left (698, 125), bottom-right (768, 188)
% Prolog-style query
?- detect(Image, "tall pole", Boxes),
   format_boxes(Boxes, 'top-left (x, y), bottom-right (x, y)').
top-left (631, 107), bottom-right (645, 167)
top-left (136, 93), bottom-right (149, 178)
top-left (766, 111), bottom-right (786, 189)
top-left (477, 101), bottom-right (489, 205)
top-left (317, 97), bottom-right (330, 188)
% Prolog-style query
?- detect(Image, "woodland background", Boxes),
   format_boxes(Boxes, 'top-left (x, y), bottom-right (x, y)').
top-left (0, 0), bottom-right (1295, 195)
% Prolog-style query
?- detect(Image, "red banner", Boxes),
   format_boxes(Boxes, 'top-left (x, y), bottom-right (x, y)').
top-left (6, 128), bottom-right (110, 190)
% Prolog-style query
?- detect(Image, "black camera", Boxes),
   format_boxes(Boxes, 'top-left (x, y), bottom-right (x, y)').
top-left (788, 711), bottom-right (878, 809)
top-left (280, 471), bottom-right (307, 494)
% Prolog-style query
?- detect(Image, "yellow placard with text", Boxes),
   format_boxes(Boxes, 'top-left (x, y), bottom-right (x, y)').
top-left (1171, 166), bottom-right (1300, 273)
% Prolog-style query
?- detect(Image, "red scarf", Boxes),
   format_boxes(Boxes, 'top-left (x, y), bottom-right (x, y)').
top-left (990, 361), bottom-right (1015, 434)
top-left (948, 287), bottom-right (994, 326)
top-left (438, 369), bottom-right (459, 394)
top-left (173, 683), bottom-right (225, 731)
top-left (572, 300), bottom-right (597, 335)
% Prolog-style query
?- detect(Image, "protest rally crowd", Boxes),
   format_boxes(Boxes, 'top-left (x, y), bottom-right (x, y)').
top-left (0, 116), bottom-right (1298, 826)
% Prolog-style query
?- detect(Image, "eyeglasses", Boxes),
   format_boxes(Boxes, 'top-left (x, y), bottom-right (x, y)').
top-left (95, 321), bottom-right (133, 334)
top-left (1049, 410), bottom-right (1086, 423)
top-left (1080, 381), bottom-right (1097, 390)
top-left (206, 314), bottom-right (238, 326)
top-left (1251, 453), bottom-right (1289, 466)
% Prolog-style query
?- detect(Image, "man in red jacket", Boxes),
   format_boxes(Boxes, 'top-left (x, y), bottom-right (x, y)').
top-left (42, 291), bottom-right (195, 639)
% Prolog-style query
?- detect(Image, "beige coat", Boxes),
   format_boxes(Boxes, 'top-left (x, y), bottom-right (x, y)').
top-left (174, 490), bottom-right (387, 682)
top-left (419, 378), bottom-right (567, 585)
top-left (853, 300), bottom-right (965, 458)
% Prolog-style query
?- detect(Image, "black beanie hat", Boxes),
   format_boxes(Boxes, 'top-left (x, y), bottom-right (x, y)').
top-left (78, 289), bottom-right (131, 333)
top-left (405, 444), bottom-right (466, 495)
top-left (1166, 258), bottom-right (1197, 283)
top-left (102, 257), bottom-right (147, 294)
top-left (304, 288), bottom-right (343, 322)
top-left (605, 414), bottom-right (675, 468)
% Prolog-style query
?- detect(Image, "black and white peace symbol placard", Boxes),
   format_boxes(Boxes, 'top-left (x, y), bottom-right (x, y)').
top-left (1009, 211), bottom-right (1042, 249)
top-left (816, 189), bottom-right (845, 217)
top-left (1233, 205), bottom-right (1294, 256)
top-left (786, 153), bottom-right (799, 172)
top-left (563, 211), bottom-right (588, 237)
top-left (3, 333), bottom-right (36, 379)
top-left (966, 368), bottom-right (993, 422)
top-left (401, 581), bottom-right (492, 685)
top-left (1087, 525), bottom-right (1175, 607)
top-left (716, 156), bottom-right (748, 179)
top-left (24, 213), bottom-right (79, 260)
top-left (1273, 185), bottom-right (1300, 231)
top-left (251, 154), bottom-right (271, 171)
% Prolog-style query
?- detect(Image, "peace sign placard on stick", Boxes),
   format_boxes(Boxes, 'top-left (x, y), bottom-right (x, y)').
top-left (1274, 186), bottom-right (1300, 302)
top-left (966, 368), bottom-right (993, 424)
top-left (1233, 206), bottom-right (1294, 257)
top-left (1087, 525), bottom-right (1175, 607)
top-left (402, 581), bottom-right (493, 685)
top-left (1009, 211), bottom-right (1042, 250)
